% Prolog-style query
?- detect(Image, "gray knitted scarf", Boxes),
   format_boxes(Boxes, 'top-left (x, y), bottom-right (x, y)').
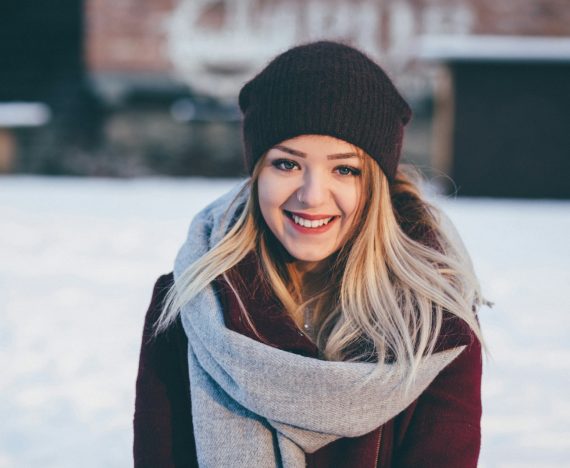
top-left (174, 181), bottom-right (466, 468)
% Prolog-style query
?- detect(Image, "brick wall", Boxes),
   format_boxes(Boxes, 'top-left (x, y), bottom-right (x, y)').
top-left (86, 0), bottom-right (175, 73)
top-left (86, 0), bottom-right (570, 74)
top-left (472, 0), bottom-right (570, 36)
top-left (411, 0), bottom-right (570, 36)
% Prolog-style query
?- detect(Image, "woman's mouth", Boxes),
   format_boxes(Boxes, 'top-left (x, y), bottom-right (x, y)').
top-left (283, 210), bottom-right (339, 234)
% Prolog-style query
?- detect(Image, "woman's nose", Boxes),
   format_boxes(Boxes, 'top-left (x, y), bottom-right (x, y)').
top-left (297, 174), bottom-right (328, 206)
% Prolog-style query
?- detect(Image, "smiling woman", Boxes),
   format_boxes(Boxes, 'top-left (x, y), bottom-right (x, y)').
top-left (134, 40), bottom-right (491, 468)
top-left (258, 135), bottom-right (362, 269)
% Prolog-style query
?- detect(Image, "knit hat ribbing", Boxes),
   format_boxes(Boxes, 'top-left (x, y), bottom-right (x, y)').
top-left (238, 40), bottom-right (412, 182)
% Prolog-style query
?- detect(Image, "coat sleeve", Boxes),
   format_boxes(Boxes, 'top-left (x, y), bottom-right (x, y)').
top-left (391, 334), bottom-right (483, 468)
top-left (133, 273), bottom-right (197, 468)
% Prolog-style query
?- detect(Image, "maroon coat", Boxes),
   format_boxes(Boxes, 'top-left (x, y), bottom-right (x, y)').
top-left (133, 255), bottom-right (482, 467)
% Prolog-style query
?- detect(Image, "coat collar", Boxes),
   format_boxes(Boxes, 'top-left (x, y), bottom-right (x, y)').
top-left (214, 251), bottom-right (473, 360)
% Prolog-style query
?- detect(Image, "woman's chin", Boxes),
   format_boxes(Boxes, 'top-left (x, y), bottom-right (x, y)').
top-left (284, 248), bottom-right (335, 271)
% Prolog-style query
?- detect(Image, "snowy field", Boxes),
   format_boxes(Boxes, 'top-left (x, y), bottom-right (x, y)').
top-left (1, 176), bottom-right (569, 468)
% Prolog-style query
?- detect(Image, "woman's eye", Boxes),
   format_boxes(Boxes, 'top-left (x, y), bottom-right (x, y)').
top-left (272, 159), bottom-right (298, 171)
top-left (336, 166), bottom-right (361, 176)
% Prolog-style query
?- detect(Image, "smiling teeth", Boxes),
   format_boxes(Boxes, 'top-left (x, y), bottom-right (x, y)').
top-left (292, 214), bottom-right (333, 228)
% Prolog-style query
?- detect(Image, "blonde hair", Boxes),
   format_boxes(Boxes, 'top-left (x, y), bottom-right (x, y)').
top-left (155, 147), bottom-right (490, 390)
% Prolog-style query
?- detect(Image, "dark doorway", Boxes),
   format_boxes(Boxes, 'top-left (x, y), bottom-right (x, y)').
top-left (450, 61), bottom-right (570, 199)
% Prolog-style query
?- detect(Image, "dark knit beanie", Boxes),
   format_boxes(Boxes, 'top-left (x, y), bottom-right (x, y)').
top-left (238, 40), bottom-right (412, 182)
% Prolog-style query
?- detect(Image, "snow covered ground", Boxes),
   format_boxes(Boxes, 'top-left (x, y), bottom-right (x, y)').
top-left (1, 176), bottom-right (569, 468)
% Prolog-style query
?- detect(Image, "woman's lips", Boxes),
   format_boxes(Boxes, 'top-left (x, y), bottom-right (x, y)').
top-left (286, 210), bottom-right (336, 220)
top-left (283, 210), bottom-right (338, 235)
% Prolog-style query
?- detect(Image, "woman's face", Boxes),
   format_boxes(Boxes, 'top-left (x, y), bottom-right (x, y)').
top-left (257, 134), bottom-right (363, 273)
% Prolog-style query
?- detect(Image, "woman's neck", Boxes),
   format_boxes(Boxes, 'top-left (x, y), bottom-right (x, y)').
top-left (296, 261), bottom-right (330, 302)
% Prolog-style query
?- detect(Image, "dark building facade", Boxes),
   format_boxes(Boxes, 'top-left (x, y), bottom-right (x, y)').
top-left (451, 59), bottom-right (570, 199)
top-left (420, 36), bottom-right (570, 199)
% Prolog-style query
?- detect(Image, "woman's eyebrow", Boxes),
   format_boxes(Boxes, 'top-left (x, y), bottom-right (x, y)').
top-left (273, 145), bottom-right (360, 160)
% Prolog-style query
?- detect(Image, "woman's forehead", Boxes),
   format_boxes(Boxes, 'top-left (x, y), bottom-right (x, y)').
top-left (271, 135), bottom-right (363, 159)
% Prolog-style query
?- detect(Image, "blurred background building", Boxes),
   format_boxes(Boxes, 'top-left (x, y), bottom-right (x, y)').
top-left (1, 0), bottom-right (569, 197)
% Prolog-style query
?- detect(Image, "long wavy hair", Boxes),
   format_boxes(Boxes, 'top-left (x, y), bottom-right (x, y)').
top-left (154, 146), bottom-right (490, 391)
